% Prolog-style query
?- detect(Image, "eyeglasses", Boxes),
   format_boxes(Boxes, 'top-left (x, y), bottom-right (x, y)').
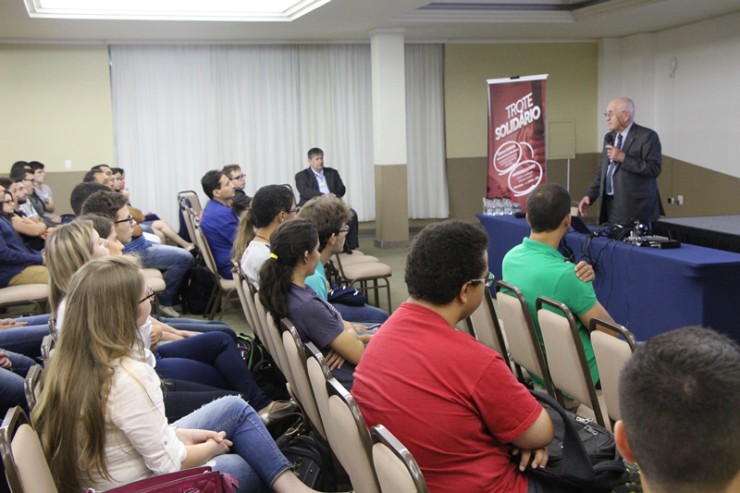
top-left (286, 207), bottom-right (300, 215)
top-left (468, 272), bottom-right (495, 288)
top-left (114, 215), bottom-right (135, 224)
top-left (337, 225), bottom-right (350, 234)
top-left (603, 111), bottom-right (622, 119)
top-left (139, 286), bottom-right (156, 304)
top-left (231, 174), bottom-right (245, 181)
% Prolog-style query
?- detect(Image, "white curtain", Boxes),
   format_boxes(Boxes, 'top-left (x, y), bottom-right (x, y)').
top-left (110, 43), bottom-right (447, 225)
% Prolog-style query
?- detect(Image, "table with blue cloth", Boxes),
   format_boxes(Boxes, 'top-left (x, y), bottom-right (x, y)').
top-left (477, 214), bottom-right (740, 343)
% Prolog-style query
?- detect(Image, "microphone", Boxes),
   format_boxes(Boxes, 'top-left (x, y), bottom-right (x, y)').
top-left (605, 134), bottom-right (614, 146)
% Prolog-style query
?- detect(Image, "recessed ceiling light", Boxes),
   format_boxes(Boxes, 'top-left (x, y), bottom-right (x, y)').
top-left (24, 0), bottom-right (332, 22)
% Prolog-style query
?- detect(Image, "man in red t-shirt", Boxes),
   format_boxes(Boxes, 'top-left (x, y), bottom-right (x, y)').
top-left (353, 220), bottom-right (556, 493)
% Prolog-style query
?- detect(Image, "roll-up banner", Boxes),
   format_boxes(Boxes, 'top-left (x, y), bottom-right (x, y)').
top-left (487, 74), bottom-right (547, 212)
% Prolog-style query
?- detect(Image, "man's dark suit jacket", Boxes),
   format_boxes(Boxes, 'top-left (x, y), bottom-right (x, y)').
top-left (295, 167), bottom-right (346, 206)
top-left (585, 123), bottom-right (664, 225)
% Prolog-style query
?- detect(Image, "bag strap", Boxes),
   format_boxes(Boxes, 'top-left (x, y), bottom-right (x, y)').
top-left (531, 391), bottom-right (596, 483)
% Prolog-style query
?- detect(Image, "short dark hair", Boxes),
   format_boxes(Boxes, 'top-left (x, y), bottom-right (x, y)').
top-left (299, 196), bottom-right (352, 252)
top-left (222, 164), bottom-right (241, 178)
top-left (83, 170), bottom-right (104, 183)
top-left (111, 167), bottom-right (124, 176)
top-left (0, 177), bottom-right (11, 190)
top-left (405, 220), bottom-right (489, 305)
top-left (619, 327), bottom-right (740, 493)
top-left (307, 147), bottom-right (324, 160)
top-left (77, 213), bottom-right (114, 239)
top-left (70, 183), bottom-right (110, 216)
top-left (526, 183), bottom-right (571, 233)
top-left (11, 171), bottom-right (31, 183)
top-left (10, 161), bottom-right (30, 178)
top-left (90, 164), bottom-right (111, 172)
top-left (29, 161), bottom-right (45, 172)
top-left (201, 170), bottom-right (225, 199)
top-left (80, 191), bottom-right (128, 221)
top-left (259, 220), bottom-right (318, 323)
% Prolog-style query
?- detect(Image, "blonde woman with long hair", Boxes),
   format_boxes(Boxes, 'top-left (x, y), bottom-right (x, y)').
top-left (33, 256), bottom-right (328, 492)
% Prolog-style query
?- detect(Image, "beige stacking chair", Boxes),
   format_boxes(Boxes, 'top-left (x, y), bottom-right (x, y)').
top-left (466, 289), bottom-right (510, 368)
top-left (494, 281), bottom-right (555, 397)
top-left (253, 294), bottom-right (290, 379)
top-left (330, 254), bottom-right (392, 312)
top-left (177, 189), bottom-right (202, 215)
top-left (0, 407), bottom-right (58, 493)
top-left (280, 320), bottom-right (326, 440)
top-left (371, 424), bottom-right (429, 493)
top-left (536, 297), bottom-right (607, 427)
top-left (590, 317), bottom-right (637, 424)
top-left (22, 365), bottom-right (43, 413)
top-left (326, 377), bottom-right (381, 493)
top-left (191, 215), bottom-right (236, 319)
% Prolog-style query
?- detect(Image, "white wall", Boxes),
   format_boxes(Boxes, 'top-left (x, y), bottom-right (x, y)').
top-left (598, 12), bottom-right (740, 178)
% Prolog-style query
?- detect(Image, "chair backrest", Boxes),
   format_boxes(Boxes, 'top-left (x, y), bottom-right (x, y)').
top-left (253, 293), bottom-right (290, 378)
top-left (0, 407), bottom-right (58, 493)
top-left (494, 281), bottom-right (554, 396)
top-left (232, 260), bottom-right (258, 331)
top-left (467, 289), bottom-right (510, 368)
top-left (40, 335), bottom-right (55, 364)
top-left (590, 317), bottom-right (637, 423)
top-left (305, 342), bottom-right (336, 444)
top-left (370, 424), bottom-right (429, 493)
top-left (536, 297), bottom-right (605, 426)
top-left (178, 196), bottom-right (198, 246)
top-left (23, 365), bottom-right (43, 413)
top-left (326, 377), bottom-right (380, 493)
top-left (280, 321), bottom-right (326, 439)
top-left (191, 216), bottom-right (222, 281)
top-left (177, 190), bottom-right (202, 215)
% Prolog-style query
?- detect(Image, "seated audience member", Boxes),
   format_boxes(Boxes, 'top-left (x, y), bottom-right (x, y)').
top-left (299, 196), bottom-right (388, 324)
top-left (295, 147), bottom-right (359, 252)
top-left (616, 327), bottom-right (740, 493)
top-left (353, 220), bottom-right (555, 493)
top-left (0, 186), bottom-right (48, 288)
top-left (0, 348), bottom-right (36, 416)
top-left (45, 221), bottom-right (290, 421)
top-left (70, 182), bottom-right (109, 215)
top-left (29, 161), bottom-right (61, 223)
top-left (223, 164), bottom-right (252, 218)
top-left (83, 168), bottom-right (110, 186)
top-left (233, 184), bottom-right (298, 289)
top-left (81, 191), bottom-right (192, 318)
top-left (32, 256), bottom-right (324, 493)
top-left (5, 189), bottom-right (47, 251)
top-left (90, 163), bottom-right (116, 189)
top-left (9, 161), bottom-right (31, 179)
top-left (79, 213), bottom-right (235, 340)
top-left (200, 169), bottom-right (238, 279)
top-left (260, 220), bottom-right (369, 390)
top-left (110, 166), bottom-right (193, 251)
top-left (502, 183), bottom-right (604, 384)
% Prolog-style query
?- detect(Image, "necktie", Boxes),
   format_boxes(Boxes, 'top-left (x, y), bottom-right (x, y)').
top-left (605, 133), bottom-right (623, 196)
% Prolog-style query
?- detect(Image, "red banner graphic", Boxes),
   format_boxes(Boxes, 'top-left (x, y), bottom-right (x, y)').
top-left (487, 75), bottom-right (547, 212)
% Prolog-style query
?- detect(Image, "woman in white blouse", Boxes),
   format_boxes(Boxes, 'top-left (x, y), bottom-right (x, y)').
top-left (32, 256), bottom-right (325, 493)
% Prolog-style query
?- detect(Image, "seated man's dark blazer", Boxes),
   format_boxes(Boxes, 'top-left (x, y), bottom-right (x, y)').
top-left (295, 167), bottom-right (346, 206)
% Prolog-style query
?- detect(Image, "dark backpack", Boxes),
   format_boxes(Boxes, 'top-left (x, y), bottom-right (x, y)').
top-left (279, 434), bottom-right (337, 490)
top-left (524, 391), bottom-right (641, 493)
top-left (179, 260), bottom-right (213, 315)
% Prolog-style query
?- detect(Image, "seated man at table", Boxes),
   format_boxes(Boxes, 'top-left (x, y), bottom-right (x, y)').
top-left (616, 327), bottom-right (740, 493)
top-left (353, 220), bottom-right (555, 493)
top-left (502, 183), bottom-right (611, 384)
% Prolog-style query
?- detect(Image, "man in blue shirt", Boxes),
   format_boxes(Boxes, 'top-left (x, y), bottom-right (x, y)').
top-left (200, 170), bottom-right (237, 279)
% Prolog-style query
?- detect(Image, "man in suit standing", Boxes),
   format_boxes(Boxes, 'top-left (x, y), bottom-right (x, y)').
top-left (295, 147), bottom-right (359, 251)
top-left (579, 97), bottom-right (663, 226)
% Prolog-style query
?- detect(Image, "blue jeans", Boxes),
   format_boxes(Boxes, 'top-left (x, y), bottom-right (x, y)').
top-left (155, 317), bottom-right (237, 340)
top-left (136, 244), bottom-right (193, 306)
top-left (333, 302), bottom-right (389, 324)
top-left (156, 332), bottom-right (270, 411)
top-left (0, 351), bottom-right (36, 414)
top-left (174, 396), bottom-right (292, 492)
top-left (0, 319), bottom-right (50, 359)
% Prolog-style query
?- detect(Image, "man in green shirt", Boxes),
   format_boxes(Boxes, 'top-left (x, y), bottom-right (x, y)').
top-left (502, 183), bottom-right (613, 384)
